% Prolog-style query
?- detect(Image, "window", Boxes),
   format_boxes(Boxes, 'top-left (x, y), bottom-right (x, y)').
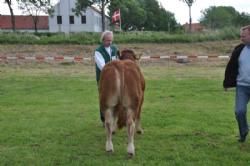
top-left (69, 16), bottom-right (74, 24)
top-left (57, 16), bottom-right (62, 24)
top-left (81, 15), bottom-right (86, 24)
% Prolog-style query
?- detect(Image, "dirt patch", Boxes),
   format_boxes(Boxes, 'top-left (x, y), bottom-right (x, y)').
top-left (0, 40), bottom-right (239, 58)
top-left (0, 40), bottom-right (239, 66)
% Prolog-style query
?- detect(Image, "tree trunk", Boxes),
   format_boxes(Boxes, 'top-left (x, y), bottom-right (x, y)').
top-left (101, 0), bottom-right (105, 32)
top-left (32, 16), bottom-right (39, 33)
top-left (34, 20), bottom-right (38, 33)
top-left (6, 1), bottom-right (16, 32)
top-left (188, 6), bottom-right (192, 32)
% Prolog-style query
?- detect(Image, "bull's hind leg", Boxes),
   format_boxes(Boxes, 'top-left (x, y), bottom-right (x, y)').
top-left (136, 95), bottom-right (144, 134)
top-left (127, 108), bottom-right (135, 156)
top-left (105, 109), bottom-right (114, 153)
top-left (135, 118), bottom-right (143, 134)
top-left (112, 116), bottom-right (118, 134)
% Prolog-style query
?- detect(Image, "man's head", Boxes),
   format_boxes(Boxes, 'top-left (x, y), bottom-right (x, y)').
top-left (100, 31), bottom-right (113, 47)
top-left (240, 25), bottom-right (250, 45)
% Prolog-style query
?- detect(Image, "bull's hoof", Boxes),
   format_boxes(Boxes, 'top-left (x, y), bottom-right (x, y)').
top-left (127, 152), bottom-right (134, 159)
top-left (106, 142), bottom-right (114, 153)
top-left (127, 144), bottom-right (135, 157)
top-left (106, 149), bottom-right (114, 154)
top-left (136, 129), bottom-right (144, 134)
top-left (136, 128), bottom-right (144, 134)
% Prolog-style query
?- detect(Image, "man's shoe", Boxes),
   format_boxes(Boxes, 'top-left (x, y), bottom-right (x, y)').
top-left (238, 132), bottom-right (248, 143)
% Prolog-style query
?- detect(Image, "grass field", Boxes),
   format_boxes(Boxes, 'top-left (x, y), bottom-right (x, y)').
top-left (0, 28), bottom-right (239, 44)
top-left (0, 62), bottom-right (250, 165)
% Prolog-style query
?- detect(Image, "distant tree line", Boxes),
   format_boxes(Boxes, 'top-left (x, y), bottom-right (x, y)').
top-left (108, 0), bottom-right (179, 32)
top-left (4, 0), bottom-right (53, 33)
top-left (200, 6), bottom-right (250, 29)
top-left (3, 0), bottom-right (250, 33)
top-left (74, 0), bottom-right (179, 32)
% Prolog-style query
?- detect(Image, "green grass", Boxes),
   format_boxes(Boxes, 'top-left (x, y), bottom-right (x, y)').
top-left (0, 63), bottom-right (250, 165)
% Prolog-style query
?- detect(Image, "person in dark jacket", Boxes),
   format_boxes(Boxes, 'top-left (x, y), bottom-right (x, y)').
top-left (223, 25), bottom-right (250, 142)
top-left (94, 31), bottom-right (119, 124)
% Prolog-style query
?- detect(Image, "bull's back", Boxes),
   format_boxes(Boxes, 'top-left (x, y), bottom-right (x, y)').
top-left (122, 61), bottom-right (144, 107)
top-left (99, 60), bottom-right (144, 104)
top-left (99, 60), bottom-right (144, 128)
top-left (99, 60), bottom-right (122, 108)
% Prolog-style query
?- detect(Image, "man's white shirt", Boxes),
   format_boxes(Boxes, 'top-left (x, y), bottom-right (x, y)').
top-left (94, 46), bottom-right (116, 70)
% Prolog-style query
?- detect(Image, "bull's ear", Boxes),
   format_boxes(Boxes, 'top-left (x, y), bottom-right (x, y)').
top-left (135, 52), bottom-right (142, 60)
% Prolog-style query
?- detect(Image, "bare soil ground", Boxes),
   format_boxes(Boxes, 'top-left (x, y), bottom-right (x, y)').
top-left (0, 40), bottom-right (240, 68)
top-left (0, 40), bottom-right (239, 58)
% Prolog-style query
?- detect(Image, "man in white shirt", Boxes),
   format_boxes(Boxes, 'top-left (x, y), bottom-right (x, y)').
top-left (94, 31), bottom-right (119, 123)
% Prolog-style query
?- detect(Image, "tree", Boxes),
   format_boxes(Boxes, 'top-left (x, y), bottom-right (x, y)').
top-left (17, 0), bottom-right (53, 33)
top-left (140, 0), bottom-right (178, 31)
top-left (109, 0), bottom-right (146, 31)
top-left (200, 6), bottom-right (243, 29)
top-left (181, 0), bottom-right (195, 32)
top-left (4, 0), bottom-right (16, 32)
top-left (235, 12), bottom-right (250, 27)
top-left (156, 7), bottom-right (177, 32)
top-left (74, 0), bottom-right (110, 32)
top-left (143, 0), bottom-right (162, 30)
top-left (109, 0), bottom-right (178, 31)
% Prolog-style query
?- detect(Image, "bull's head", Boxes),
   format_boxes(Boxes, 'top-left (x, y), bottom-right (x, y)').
top-left (119, 49), bottom-right (139, 61)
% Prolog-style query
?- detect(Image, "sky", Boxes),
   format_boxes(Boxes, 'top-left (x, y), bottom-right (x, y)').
top-left (1, 0), bottom-right (250, 24)
top-left (158, 0), bottom-right (250, 24)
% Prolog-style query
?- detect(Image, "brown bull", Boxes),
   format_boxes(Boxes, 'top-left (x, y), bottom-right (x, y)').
top-left (98, 49), bottom-right (145, 156)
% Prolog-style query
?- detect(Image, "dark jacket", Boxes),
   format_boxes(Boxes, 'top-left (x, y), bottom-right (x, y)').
top-left (95, 44), bottom-right (118, 82)
top-left (223, 43), bottom-right (245, 88)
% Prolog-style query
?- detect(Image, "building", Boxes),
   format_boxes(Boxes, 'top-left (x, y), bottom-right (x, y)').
top-left (183, 23), bottom-right (205, 32)
top-left (49, 0), bottom-right (110, 33)
top-left (0, 0), bottom-right (110, 33)
top-left (0, 15), bottom-right (48, 32)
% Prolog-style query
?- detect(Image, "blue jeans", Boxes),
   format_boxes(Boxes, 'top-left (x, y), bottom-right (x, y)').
top-left (235, 85), bottom-right (250, 137)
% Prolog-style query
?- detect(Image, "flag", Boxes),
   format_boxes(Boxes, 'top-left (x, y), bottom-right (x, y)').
top-left (112, 9), bottom-right (120, 23)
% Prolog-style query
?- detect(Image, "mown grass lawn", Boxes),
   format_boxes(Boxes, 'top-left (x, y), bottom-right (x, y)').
top-left (0, 63), bottom-right (250, 165)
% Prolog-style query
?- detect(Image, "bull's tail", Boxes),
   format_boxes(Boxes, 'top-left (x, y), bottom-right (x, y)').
top-left (117, 105), bottom-right (126, 129)
top-left (117, 64), bottom-right (126, 129)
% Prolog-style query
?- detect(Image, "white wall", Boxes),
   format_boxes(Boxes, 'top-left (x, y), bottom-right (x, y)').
top-left (49, 0), bottom-right (109, 33)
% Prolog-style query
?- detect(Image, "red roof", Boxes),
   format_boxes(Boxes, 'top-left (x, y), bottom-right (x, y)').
top-left (0, 15), bottom-right (48, 30)
top-left (183, 23), bottom-right (204, 32)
